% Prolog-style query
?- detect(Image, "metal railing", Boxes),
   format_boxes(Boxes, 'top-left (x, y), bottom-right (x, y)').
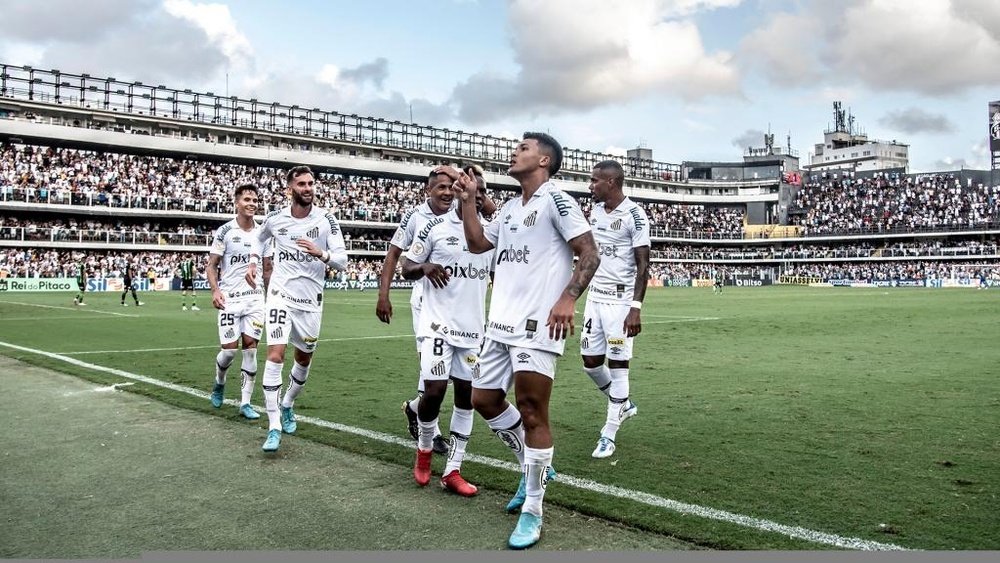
top-left (0, 64), bottom-right (682, 180)
top-left (650, 245), bottom-right (1000, 261)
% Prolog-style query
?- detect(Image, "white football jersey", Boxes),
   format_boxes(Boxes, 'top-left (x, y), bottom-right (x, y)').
top-left (210, 219), bottom-right (264, 303)
top-left (587, 197), bottom-right (651, 304)
top-left (405, 209), bottom-right (494, 348)
top-left (390, 201), bottom-right (440, 309)
top-left (257, 206), bottom-right (347, 312)
top-left (483, 181), bottom-right (592, 354)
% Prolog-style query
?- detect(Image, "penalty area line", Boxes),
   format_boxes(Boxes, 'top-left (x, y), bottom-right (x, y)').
top-left (0, 339), bottom-right (910, 552)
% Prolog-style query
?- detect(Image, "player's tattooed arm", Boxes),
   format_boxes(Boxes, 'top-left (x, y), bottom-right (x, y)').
top-left (566, 231), bottom-right (600, 299)
top-left (632, 245), bottom-right (650, 304)
top-left (547, 231), bottom-right (599, 340)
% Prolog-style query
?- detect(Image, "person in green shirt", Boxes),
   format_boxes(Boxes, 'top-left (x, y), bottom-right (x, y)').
top-left (179, 255), bottom-right (199, 311)
top-left (73, 262), bottom-right (87, 306)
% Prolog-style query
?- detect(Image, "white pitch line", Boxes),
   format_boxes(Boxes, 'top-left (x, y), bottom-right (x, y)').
top-left (0, 339), bottom-right (910, 551)
top-left (58, 333), bottom-right (415, 355)
top-left (63, 382), bottom-right (135, 396)
top-left (0, 301), bottom-right (138, 317)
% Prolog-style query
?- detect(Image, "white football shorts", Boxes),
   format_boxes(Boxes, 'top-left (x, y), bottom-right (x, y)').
top-left (264, 298), bottom-right (322, 353)
top-left (217, 299), bottom-right (265, 344)
top-left (579, 299), bottom-right (634, 361)
top-left (473, 338), bottom-right (558, 391)
top-left (419, 337), bottom-right (479, 382)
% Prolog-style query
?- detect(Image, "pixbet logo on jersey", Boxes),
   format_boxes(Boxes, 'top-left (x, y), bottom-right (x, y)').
top-left (444, 263), bottom-right (490, 280)
top-left (496, 244), bottom-right (530, 264)
top-left (277, 249), bottom-right (318, 262)
top-left (229, 254), bottom-right (250, 265)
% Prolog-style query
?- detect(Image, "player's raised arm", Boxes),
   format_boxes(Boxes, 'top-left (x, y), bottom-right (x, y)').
top-left (455, 170), bottom-right (494, 253)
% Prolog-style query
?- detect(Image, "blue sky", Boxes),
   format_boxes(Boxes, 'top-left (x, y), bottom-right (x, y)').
top-left (1, 0), bottom-right (998, 172)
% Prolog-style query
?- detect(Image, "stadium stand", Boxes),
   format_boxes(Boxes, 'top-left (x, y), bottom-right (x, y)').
top-left (0, 65), bottom-right (998, 289)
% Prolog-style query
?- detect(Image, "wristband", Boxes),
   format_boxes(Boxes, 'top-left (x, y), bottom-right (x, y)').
top-left (630, 300), bottom-right (642, 309)
top-left (321, 251), bottom-right (330, 263)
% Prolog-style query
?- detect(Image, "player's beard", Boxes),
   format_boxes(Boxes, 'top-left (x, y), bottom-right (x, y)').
top-left (291, 190), bottom-right (313, 207)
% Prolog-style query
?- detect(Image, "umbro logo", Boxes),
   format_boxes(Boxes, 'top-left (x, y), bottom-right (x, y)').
top-left (232, 236), bottom-right (241, 243)
top-left (516, 352), bottom-right (531, 363)
top-left (446, 236), bottom-right (460, 246)
top-left (277, 228), bottom-right (288, 236)
top-left (306, 227), bottom-right (319, 238)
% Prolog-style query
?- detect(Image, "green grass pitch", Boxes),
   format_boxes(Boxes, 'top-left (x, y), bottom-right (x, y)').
top-left (0, 285), bottom-right (997, 550)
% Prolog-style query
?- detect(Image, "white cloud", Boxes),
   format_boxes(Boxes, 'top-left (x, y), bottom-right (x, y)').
top-left (878, 108), bottom-right (955, 134)
top-left (0, 43), bottom-right (44, 67)
top-left (451, 0), bottom-right (741, 123)
top-left (739, 13), bottom-right (822, 86)
top-left (832, 0), bottom-right (1000, 94)
top-left (163, 0), bottom-right (254, 69)
top-left (0, 0), bottom-right (233, 84)
top-left (315, 64), bottom-right (340, 89)
top-left (664, 0), bottom-right (743, 17)
top-left (741, 1), bottom-right (1000, 95)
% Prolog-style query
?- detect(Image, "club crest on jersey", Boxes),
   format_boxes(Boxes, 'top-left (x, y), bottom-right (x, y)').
top-left (523, 210), bottom-right (537, 227)
top-left (611, 219), bottom-right (623, 230)
top-left (306, 227), bottom-right (319, 238)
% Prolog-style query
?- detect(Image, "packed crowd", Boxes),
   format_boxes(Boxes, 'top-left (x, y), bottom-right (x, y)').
top-left (0, 247), bottom-right (385, 282)
top-left (4, 245), bottom-right (995, 286)
top-left (790, 174), bottom-right (1000, 235)
top-left (649, 239), bottom-right (1000, 261)
top-left (0, 144), bottom-right (745, 235)
top-left (781, 261), bottom-right (999, 281)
